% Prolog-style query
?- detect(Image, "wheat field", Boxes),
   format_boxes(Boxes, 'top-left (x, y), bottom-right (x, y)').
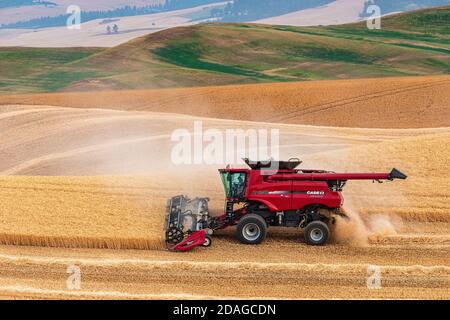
top-left (0, 76), bottom-right (448, 299)
top-left (1, 75), bottom-right (449, 128)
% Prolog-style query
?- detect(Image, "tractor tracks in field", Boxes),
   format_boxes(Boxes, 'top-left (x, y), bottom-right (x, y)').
top-left (267, 79), bottom-right (450, 123)
top-left (0, 285), bottom-right (266, 300)
top-left (370, 234), bottom-right (450, 246)
top-left (0, 252), bottom-right (448, 275)
top-left (0, 236), bottom-right (448, 300)
top-left (0, 250), bottom-right (448, 299)
top-left (0, 107), bottom-right (58, 121)
top-left (135, 89), bottom-right (221, 111)
top-left (1, 135), bottom-right (170, 175)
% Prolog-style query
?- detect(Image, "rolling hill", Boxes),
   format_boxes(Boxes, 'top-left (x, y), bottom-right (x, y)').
top-left (2, 75), bottom-right (449, 128)
top-left (257, 0), bottom-right (366, 26)
top-left (0, 6), bottom-right (449, 93)
top-left (0, 2), bottom-right (227, 48)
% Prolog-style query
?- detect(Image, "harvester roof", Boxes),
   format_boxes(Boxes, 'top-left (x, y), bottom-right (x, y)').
top-left (243, 158), bottom-right (302, 170)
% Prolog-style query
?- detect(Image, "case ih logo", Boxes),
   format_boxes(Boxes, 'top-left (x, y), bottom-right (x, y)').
top-left (306, 191), bottom-right (325, 196)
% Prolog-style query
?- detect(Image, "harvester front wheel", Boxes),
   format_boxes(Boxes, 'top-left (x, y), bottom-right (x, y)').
top-left (304, 221), bottom-right (330, 246)
top-left (203, 235), bottom-right (212, 247)
top-left (236, 214), bottom-right (267, 245)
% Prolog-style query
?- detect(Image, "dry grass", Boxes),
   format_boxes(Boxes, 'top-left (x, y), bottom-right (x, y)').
top-left (0, 173), bottom-right (225, 250)
top-left (0, 233), bottom-right (448, 299)
top-left (0, 176), bottom-right (166, 250)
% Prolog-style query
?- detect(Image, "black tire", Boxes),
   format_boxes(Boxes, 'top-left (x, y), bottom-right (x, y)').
top-left (202, 235), bottom-right (212, 247)
top-left (236, 214), bottom-right (267, 244)
top-left (304, 221), bottom-right (330, 246)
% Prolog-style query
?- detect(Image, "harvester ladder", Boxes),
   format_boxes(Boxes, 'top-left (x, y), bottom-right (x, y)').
top-left (225, 201), bottom-right (234, 223)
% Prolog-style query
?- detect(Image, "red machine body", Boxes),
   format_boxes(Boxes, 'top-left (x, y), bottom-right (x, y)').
top-left (165, 159), bottom-right (407, 251)
top-left (170, 230), bottom-right (206, 252)
top-left (230, 168), bottom-right (345, 212)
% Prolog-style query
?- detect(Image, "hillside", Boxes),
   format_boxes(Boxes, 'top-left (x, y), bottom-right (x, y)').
top-left (0, 2), bottom-right (226, 48)
top-left (0, 47), bottom-right (102, 93)
top-left (0, 6), bottom-right (449, 93)
top-left (330, 5), bottom-right (450, 36)
top-left (257, 0), bottom-right (366, 26)
top-left (0, 1), bottom-right (198, 26)
top-left (1, 77), bottom-right (450, 177)
top-left (1, 75), bottom-right (449, 128)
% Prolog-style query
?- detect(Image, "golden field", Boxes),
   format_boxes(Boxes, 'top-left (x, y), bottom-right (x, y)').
top-left (0, 76), bottom-right (449, 299)
top-left (1, 75), bottom-right (449, 128)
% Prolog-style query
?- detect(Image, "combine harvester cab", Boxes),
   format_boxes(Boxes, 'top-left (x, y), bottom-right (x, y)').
top-left (165, 159), bottom-right (407, 252)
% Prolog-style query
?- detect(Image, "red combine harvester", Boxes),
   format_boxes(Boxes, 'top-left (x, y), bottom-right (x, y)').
top-left (165, 158), bottom-right (407, 251)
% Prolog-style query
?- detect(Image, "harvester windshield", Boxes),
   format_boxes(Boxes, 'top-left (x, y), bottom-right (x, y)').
top-left (220, 172), bottom-right (247, 199)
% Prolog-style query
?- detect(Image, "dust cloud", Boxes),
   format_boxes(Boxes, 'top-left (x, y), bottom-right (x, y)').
top-left (332, 207), bottom-right (402, 247)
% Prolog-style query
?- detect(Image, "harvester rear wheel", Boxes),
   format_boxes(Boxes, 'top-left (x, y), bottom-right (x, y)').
top-left (304, 221), bottom-right (330, 246)
top-left (236, 214), bottom-right (267, 245)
